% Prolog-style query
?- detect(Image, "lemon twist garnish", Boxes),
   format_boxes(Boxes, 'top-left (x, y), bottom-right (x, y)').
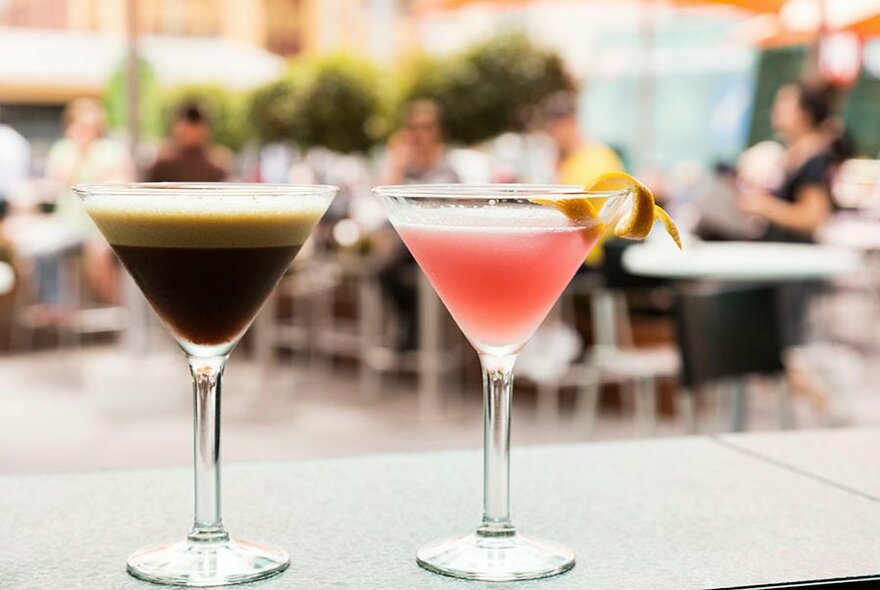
top-left (532, 172), bottom-right (681, 249)
top-left (586, 172), bottom-right (681, 248)
top-left (529, 196), bottom-right (605, 243)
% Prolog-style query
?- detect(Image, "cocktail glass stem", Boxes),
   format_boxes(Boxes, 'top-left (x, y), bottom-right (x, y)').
top-left (477, 353), bottom-right (516, 538)
top-left (415, 348), bottom-right (574, 581)
top-left (188, 355), bottom-right (229, 545)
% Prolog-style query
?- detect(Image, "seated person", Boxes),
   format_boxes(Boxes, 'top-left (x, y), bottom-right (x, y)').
top-left (148, 102), bottom-right (228, 183)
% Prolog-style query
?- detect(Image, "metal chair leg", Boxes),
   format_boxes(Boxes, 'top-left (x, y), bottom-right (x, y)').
top-left (418, 273), bottom-right (442, 417)
top-left (573, 366), bottom-right (600, 438)
top-left (358, 275), bottom-right (382, 402)
top-left (316, 274), bottom-right (336, 376)
top-left (633, 375), bottom-right (656, 436)
top-left (710, 383), bottom-right (727, 434)
top-left (679, 388), bottom-right (697, 434)
top-left (591, 288), bottom-right (617, 348)
top-left (776, 376), bottom-right (795, 430)
top-left (537, 380), bottom-right (560, 424)
top-left (9, 266), bottom-right (33, 352)
top-left (729, 378), bottom-right (748, 433)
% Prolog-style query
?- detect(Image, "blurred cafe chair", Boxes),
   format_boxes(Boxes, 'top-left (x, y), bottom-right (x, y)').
top-left (258, 247), bottom-right (463, 414)
top-left (572, 241), bottom-right (680, 437)
top-left (674, 283), bottom-right (792, 433)
top-left (0, 261), bottom-right (14, 347)
top-left (360, 263), bottom-right (464, 414)
top-left (9, 239), bottom-right (128, 351)
top-left (252, 251), bottom-right (342, 377)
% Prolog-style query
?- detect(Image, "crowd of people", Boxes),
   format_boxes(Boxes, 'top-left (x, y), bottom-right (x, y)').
top-left (0, 79), bottom-right (860, 344)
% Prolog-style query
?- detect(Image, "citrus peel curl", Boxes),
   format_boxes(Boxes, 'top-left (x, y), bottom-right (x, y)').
top-left (531, 172), bottom-right (681, 249)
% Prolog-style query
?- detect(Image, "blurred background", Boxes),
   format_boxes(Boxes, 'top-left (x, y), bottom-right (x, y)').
top-left (2, 0), bottom-right (880, 473)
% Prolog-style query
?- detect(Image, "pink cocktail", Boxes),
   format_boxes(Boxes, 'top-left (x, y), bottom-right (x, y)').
top-left (373, 184), bottom-right (628, 583)
top-left (398, 224), bottom-right (597, 355)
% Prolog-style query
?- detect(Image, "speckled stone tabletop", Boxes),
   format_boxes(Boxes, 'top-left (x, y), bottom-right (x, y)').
top-left (721, 428), bottom-right (880, 501)
top-left (3, 433), bottom-right (880, 589)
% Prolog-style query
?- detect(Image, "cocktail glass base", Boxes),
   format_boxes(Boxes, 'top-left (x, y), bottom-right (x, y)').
top-left (126, 537), bottom-right (289, 587)
top-left (416, 532), bottom-right (575, 582)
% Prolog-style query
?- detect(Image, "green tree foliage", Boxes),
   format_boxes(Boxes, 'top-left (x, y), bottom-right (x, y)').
top-left (162, 84), bottom-right (248, 151)
top-left (249, 77), bottom-right (300, 145)
top-left (248, 54), bottom-right (386, 153)
top-left (401, 32), bottom-right (574, 145)
top-left (842, 75), bottom-right (880, 158)
top-left (289, 54), bottom-right (387, 153)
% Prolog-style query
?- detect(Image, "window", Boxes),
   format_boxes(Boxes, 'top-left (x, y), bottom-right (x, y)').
top-left (3, 0), bottom-right (68, 28)
top-left (141, 0), bottom-right (220, 37)
top-left (265, 0), bottom-right (303, 56)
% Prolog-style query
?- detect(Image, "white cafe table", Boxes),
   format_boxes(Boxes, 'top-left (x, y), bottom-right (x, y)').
top-left (623, 240), bottom-right (861, 283)
top-left (2, 214), bottom-right (82, 258)
top-left (622, 240), bottom-right (861, 435)
top-left (3, 430), bottom-right (880, 588)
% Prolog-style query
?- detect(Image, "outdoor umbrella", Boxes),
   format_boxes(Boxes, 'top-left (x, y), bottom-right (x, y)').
top-left (736, 0), bottom-right (880, 47)
top-left (669, 0), bottom-right (784, 12)
top-left (412, 0), bottom-right (530, 12)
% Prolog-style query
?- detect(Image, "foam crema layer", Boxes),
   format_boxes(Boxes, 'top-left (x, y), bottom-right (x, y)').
top-left (84, 195), bottom-right (326, 248)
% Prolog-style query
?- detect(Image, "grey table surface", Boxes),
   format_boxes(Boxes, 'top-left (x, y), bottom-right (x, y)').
top-left (3, 432), bottom-right (880, 590)
top-left (721, 428), bottom-right (880, 501)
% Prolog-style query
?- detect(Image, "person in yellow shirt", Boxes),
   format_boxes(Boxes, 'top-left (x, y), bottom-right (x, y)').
top-left (543, 92), bottom-right (623, 184)
top-left (543, 92), bottom-right (624, 265)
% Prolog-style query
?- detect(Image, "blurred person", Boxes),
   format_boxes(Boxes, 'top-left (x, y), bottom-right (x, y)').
top-left (517, 93), bottom-right (626, 382)
top-left (737, 84), bottom-right (852, 411)
top-left (737, 82), bottom-right (841, 243)
top-left (0, 107), bottom-right (30, 219)
top-left (694, 143), bottom-right (786, 241)
top-left (542, 92), bottom-right (623, 267)
top-left (45, 98), bottom-right (133, 305)
top-left (542, 92), bottom-right (623, 186)
top-left (379, 99), bottom-right (460, 186)
top-left (377, 100), bottom-right (460, 351)
top-left (148, 102), bottom-right (228, 183)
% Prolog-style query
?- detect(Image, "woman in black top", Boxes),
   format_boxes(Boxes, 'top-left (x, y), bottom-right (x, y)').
top-left (738, 82), bottom-right (838, 243)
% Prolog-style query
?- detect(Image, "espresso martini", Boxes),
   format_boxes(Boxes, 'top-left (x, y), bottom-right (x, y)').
top-left (85, 196), bottom-right (324, 350)
top-left (75, 183), bottom-right (336, 588)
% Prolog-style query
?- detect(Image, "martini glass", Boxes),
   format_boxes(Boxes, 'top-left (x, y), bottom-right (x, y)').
top-left (373, 184), bottom-right (628, 581)
top-left (74, 183), bottom-right (337, 587)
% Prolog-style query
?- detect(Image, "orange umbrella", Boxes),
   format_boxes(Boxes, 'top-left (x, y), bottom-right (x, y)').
top-left (418, 0), bottom-right (786, 12)
top-left (735, 0), bottom-right (880, 47)
top-left (840, 11), bottom-right (880, 38)
top-left (733, 13), bottom-right (813, 47)
top-left (669, 0), bottom-right (785, 13)
top-left (420, 0), bottom-right (788, 9)
top-left (412, 0), bottom-right (532, 13)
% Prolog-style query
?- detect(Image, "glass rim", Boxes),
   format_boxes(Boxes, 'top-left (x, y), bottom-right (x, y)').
top-left (371, 183), bottom-right (628, 200)
top-left (72, 182), bottom-right (339, 198)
